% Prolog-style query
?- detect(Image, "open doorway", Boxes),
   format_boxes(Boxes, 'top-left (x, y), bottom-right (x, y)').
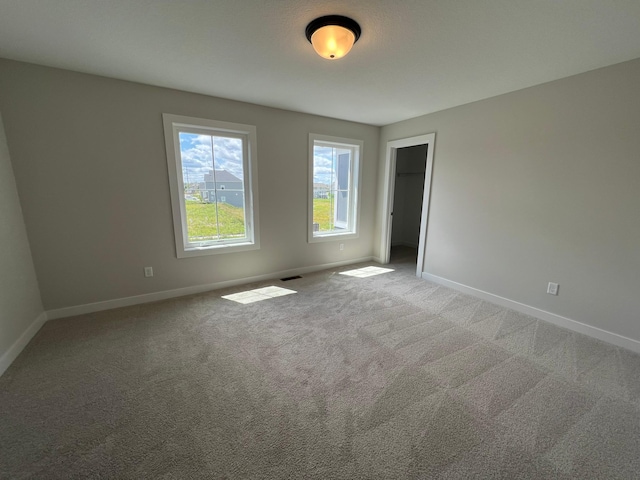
top-left (390, 144), bottom-right (428, 265)
top-left (380, 133), bottom-right (435, 277)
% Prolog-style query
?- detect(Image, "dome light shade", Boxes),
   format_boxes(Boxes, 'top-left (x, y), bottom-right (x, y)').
top-left (305, 15), bottom-right (361, 60)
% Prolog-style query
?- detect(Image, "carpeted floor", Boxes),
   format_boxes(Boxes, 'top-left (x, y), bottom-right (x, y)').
top-left (2, 247), bottom-right (640, 479)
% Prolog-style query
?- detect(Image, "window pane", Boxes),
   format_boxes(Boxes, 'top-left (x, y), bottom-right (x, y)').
top-left (312, 145), bottom-right (334, 232)
top-left (212, 137), bottom-right (246, 240)
top-left (313, 144), bottom-right (355, 234)
top-left (334, 152), bottom-right (350, 228)
top-left (178, 133), bottom-right (246, 243)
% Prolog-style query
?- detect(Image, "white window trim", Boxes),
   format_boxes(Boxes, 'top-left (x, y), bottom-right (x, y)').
top-left (163, 113), bottom-right (260, 258)
top-left (308, 133), bottom-right (362, 243)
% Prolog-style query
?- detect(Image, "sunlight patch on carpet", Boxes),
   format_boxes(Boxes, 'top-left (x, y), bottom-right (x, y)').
top-left (340, 266), bottom-right (394, 278)
top-left (222, 286), bottom-right (297, 304)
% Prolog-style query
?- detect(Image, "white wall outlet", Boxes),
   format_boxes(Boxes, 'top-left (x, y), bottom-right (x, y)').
top-left (547, 282), bottom-right (559, 295)
top-left (339, 243), bottom-right (344, 251)
top-left (144, 266), bottom-right (154, 278)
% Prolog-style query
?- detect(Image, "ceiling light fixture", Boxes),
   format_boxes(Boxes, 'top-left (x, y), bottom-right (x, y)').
top-left (305, 15), bottom-right (361, 60)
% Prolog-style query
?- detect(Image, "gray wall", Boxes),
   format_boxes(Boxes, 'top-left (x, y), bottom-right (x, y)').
top-left (0, 113), bottom-right (43, 360)
top-left (378, 58), bottom-right (640, 343)
top-left (391, 145), bottom-right (427, 248)
top-left (0, 59), bottom-right (379, 310)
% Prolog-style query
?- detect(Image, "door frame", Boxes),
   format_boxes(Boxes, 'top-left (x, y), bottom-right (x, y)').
top-left (380, 133), bottom-right (436, 277)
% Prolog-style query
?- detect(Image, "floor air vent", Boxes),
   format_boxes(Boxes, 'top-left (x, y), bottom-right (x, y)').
top-left (280, 275), bottom-right (302, 281)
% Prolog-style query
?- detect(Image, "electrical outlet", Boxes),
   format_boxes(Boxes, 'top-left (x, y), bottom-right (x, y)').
top-left (339, 243), bottom-right (344, 251)
top-left (547, 282), bottom-right (559, 295)
top-left (144, 266), bottom-right (154, 278)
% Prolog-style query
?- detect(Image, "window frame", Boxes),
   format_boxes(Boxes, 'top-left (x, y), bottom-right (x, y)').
top-left (163, 113), bottom-right (260, 258)
top-left (308, 133), bottom-right (362, 243)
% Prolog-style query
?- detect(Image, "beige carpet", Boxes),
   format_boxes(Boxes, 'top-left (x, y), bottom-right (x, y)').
top-left (2, 247), bottom-right (640, 479)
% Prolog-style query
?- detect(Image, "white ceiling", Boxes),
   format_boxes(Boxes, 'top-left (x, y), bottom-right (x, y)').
top-left (1, 0), bottom-right (640, 126)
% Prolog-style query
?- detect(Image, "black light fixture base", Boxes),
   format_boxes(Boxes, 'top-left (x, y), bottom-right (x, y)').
top-left (305, 15), bottom-right (361, 44)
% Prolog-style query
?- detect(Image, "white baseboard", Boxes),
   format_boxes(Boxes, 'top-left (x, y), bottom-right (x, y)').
top-left (47, 256), bottom-right (375, 321)
top-left (422, 272), bottom-right (640, 354)
top-left (0, 311), bottom-right (47, 377)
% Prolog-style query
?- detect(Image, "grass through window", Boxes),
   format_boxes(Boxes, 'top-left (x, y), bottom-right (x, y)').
top-left (312, 197), bottom-right (334, 231)
top-left (185, 198), bottom-right (335, 240)
top-left (185, 201), bottom-right (245, 241)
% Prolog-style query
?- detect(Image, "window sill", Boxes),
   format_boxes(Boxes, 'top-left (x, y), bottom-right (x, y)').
top-left (308, 231), bottom-right (358, 244)
top-left (177, 241), bottom-right (259, 258)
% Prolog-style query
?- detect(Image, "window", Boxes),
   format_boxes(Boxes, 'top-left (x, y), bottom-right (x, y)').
top-left (308, 134), bottom-right (362, 242)
top-left (163, 114), bottom-right (259, 257)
